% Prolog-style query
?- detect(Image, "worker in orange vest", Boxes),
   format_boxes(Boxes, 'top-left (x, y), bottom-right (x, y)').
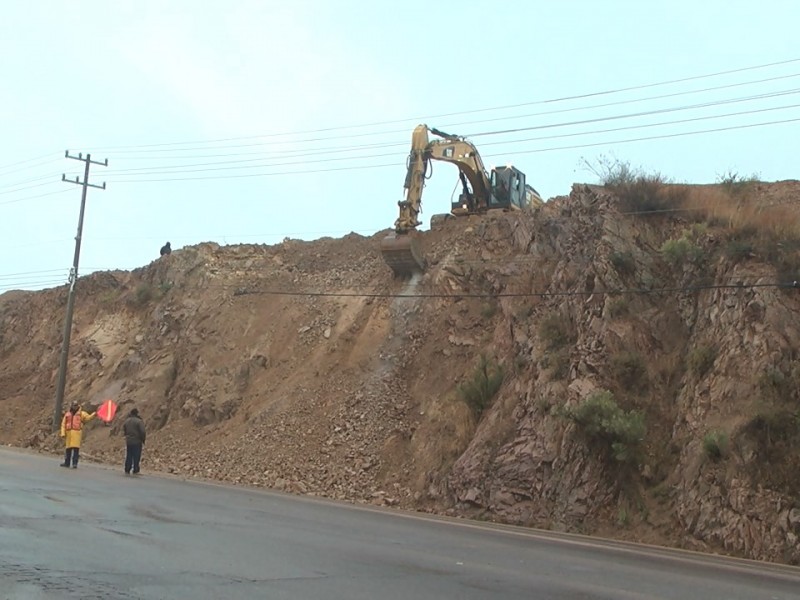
top-left (60, 401), bottom-right (96, 468)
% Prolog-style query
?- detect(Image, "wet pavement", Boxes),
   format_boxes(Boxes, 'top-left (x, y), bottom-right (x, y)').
top-left (2, 448), bottom-right (799, 599)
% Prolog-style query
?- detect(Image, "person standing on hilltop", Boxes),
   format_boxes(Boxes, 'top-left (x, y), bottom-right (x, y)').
top-left (123, 408), bottom-right (146, 475)
top-left (60, 401), bottom-right (96, 468)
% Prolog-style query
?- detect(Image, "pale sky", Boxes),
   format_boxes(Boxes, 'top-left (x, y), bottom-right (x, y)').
top-left (1, 0), bottom-right (798, 291)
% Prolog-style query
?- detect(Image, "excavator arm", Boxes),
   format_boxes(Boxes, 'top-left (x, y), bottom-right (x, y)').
top-left (392, 125), bottom-right (494, 234)
top-left (381, 124), bottom-right (535, 276)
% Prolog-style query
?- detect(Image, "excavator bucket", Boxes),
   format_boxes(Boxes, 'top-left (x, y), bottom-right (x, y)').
top-left (380, 232), bottom-right (424, 276)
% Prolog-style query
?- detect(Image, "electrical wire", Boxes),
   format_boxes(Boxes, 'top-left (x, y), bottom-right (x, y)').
top-left (502, 116), bottom-right (800, 158)
top-left (0, 188), bottom-right (75, 206)
top-left (93, 87), bottom-right (800, 156)
top-left (467, 88), bottom-right (800, 138)
top-left (221, 280), bottom-right (800, 299)
top-left (0, 153), bottom-right (61, 174)
top-left (0, 268), bottom-right (70, 280)
top-left (98, 76), bottom-right (800, 165)
top-left (96, 102), bottom-right (800, 178)
top-left (0, 172), bottom-right (64, 191)
top-left (0, 180), bottom-right (61, 196)
top-left (4, 100), bottom-right (794, 190)
top-left (82, 57), bottom-right (800, 151)
top-left (97, 117), bottom-right (800, 184)
top-left (0, 157), bottom-right (62, 179)
top-left (0, 279), bottom-right (67, 291)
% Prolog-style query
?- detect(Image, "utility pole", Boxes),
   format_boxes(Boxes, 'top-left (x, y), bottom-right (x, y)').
top-left (52, 151), bottom-right (107, 430)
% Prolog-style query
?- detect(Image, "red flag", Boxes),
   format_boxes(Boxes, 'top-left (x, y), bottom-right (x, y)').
top-left (96, 399), bottom-right (118, 423)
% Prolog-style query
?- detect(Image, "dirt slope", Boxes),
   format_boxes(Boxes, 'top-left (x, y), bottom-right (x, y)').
top-left (2, 180), bottom-right (799, 564)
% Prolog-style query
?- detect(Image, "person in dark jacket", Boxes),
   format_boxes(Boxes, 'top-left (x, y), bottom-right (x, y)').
top-left (122, 408), bottom-right (146, 475)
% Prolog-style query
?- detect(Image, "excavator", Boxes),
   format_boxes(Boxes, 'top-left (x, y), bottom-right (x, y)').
top-left (380, 124), bottom-right (542, 276)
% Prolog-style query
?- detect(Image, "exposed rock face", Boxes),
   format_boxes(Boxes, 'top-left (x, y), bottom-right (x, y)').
top-left (2, 181), bottom-right (799, 564)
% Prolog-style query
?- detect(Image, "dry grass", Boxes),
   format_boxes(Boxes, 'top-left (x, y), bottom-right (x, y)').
top-left (673, 187), bottom-right (800, 281)
top-left (684, 187), bottom-right (800, 240)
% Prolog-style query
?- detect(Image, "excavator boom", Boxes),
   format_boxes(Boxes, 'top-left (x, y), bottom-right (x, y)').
top-left (381, 124), bottom-right (539, 276)
top-left (379, 124), bottom-right (430, 275)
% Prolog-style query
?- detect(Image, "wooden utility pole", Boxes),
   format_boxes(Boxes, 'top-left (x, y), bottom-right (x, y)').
top-left (52, 151), bottom-right (107, 430)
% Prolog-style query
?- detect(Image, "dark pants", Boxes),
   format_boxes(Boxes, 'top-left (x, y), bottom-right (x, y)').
top-left (125, 444), bottom-right (142, 473)
top-left (64, 447), bottom-right (79, 467)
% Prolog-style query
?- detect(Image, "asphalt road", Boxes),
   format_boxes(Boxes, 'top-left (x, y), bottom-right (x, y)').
top-left (2, 449), bottom-right (799, 600)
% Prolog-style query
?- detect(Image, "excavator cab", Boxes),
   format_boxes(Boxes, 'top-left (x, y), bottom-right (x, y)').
top-left (449, 167), bottom-right (532, 214)
top-left (489, 166), bottom-right (529, 209)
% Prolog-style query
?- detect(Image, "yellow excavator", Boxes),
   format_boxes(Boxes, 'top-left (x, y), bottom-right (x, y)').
top-left (380, 124), bottom-right (542, 276)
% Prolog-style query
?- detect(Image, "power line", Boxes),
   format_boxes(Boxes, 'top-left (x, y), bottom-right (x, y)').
top-left (487, 102), bottom-right (800, 149)
top-left (99, 117), bottom-right (800, 184)
top-left (0, 280), bottom-right (67, 292)
top-left (505, 116), bottom-right (800, 158)
top-left (0, 152), bottom-right (60, 174)
top-left (0, 188), bottom-right (74, 206)
top-left (0, 268), bottom-right (71, 279)
top-left (98, 71), bottom-right (800, 159)
top-left (108, 161), bottom-right (400, 183)
top-left (438, 72), bottom-right (800, 131)
top-left (96, 101), bottom-right (800, 178)
top-left (229, 280), bottom-right (799, 299)
top-left (0, 268), bottom-right (793, 298)
top-left (0, 172), bottom-right (62, 190)
top-left (468, 88), bottom-right (800, 138)
top-left (94, 86), bottom-right (800, 157)
top-left (0, 157), bottom-right (62, 178)
top-left (0, 180), bottom-right (61, 196)
top-left (83, 57), bottom-right (800, 151)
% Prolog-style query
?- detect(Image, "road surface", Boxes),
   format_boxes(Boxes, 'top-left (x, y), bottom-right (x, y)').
top-left (1, 448), bottom-right (799, 599)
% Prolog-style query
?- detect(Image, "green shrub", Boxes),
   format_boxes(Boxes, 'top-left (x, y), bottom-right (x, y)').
top-left (758, 365), bottom-right (792, 400)
top-left (606, 297), bottom-right (630, 319)
top-left (582, 154), bottom-right (638, 187)
top-left (546, 348), bottom-right (571, 380)
top-left (98, 289), bottom-right (120, 305)
top-left (716, 170), bottom-right (760, 196)
top-left (760, 238), bottom-right (800, 286)
top-left (610, 351), bottom-right (648, 390)
top-left (132, 284), bottom-right (154, 306)
top-left (610, 251), bottom-right (636, 276)
top-left (538, 313), bottom-right (576, 351)
top-left (565, 390), bottom-right (646, 463)
top-left (687, 345), bottom-right (716, 377)
top-left (749, 409), bottom-right (800, 445)
top-left (702, 429), bottom-right (729, 460)
top-left (724, 240), bottom-right (753, 263)
top-left (581, 154), bottom-right (687, 214)
top-left (661, 237), bottom-right (704, 266)
top-left (457, 354), bottom-right (504, 417)
top-left (615, 176), bottom-right (673, 213)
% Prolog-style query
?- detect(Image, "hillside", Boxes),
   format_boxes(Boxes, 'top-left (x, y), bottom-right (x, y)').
top-left (2, 179), bottom-right (800, 565)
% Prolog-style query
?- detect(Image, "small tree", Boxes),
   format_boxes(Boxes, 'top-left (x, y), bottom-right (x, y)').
top-left (457, 354), bottom-right (505, 417)
top-left (565, 390), bottom-right (646, 463)
top-left (702, 429), bottom-right (729, 460)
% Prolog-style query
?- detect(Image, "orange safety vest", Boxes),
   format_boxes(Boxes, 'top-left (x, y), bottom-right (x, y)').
top-left (64, 411), bottom-right (82, 431)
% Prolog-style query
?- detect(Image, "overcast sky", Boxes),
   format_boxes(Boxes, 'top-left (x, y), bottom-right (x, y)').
top-left (1, 0), bottom-right (798, 291)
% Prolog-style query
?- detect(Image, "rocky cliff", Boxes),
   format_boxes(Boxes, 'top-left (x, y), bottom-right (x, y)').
top-left (2, 179), bottom-right (799, 564)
